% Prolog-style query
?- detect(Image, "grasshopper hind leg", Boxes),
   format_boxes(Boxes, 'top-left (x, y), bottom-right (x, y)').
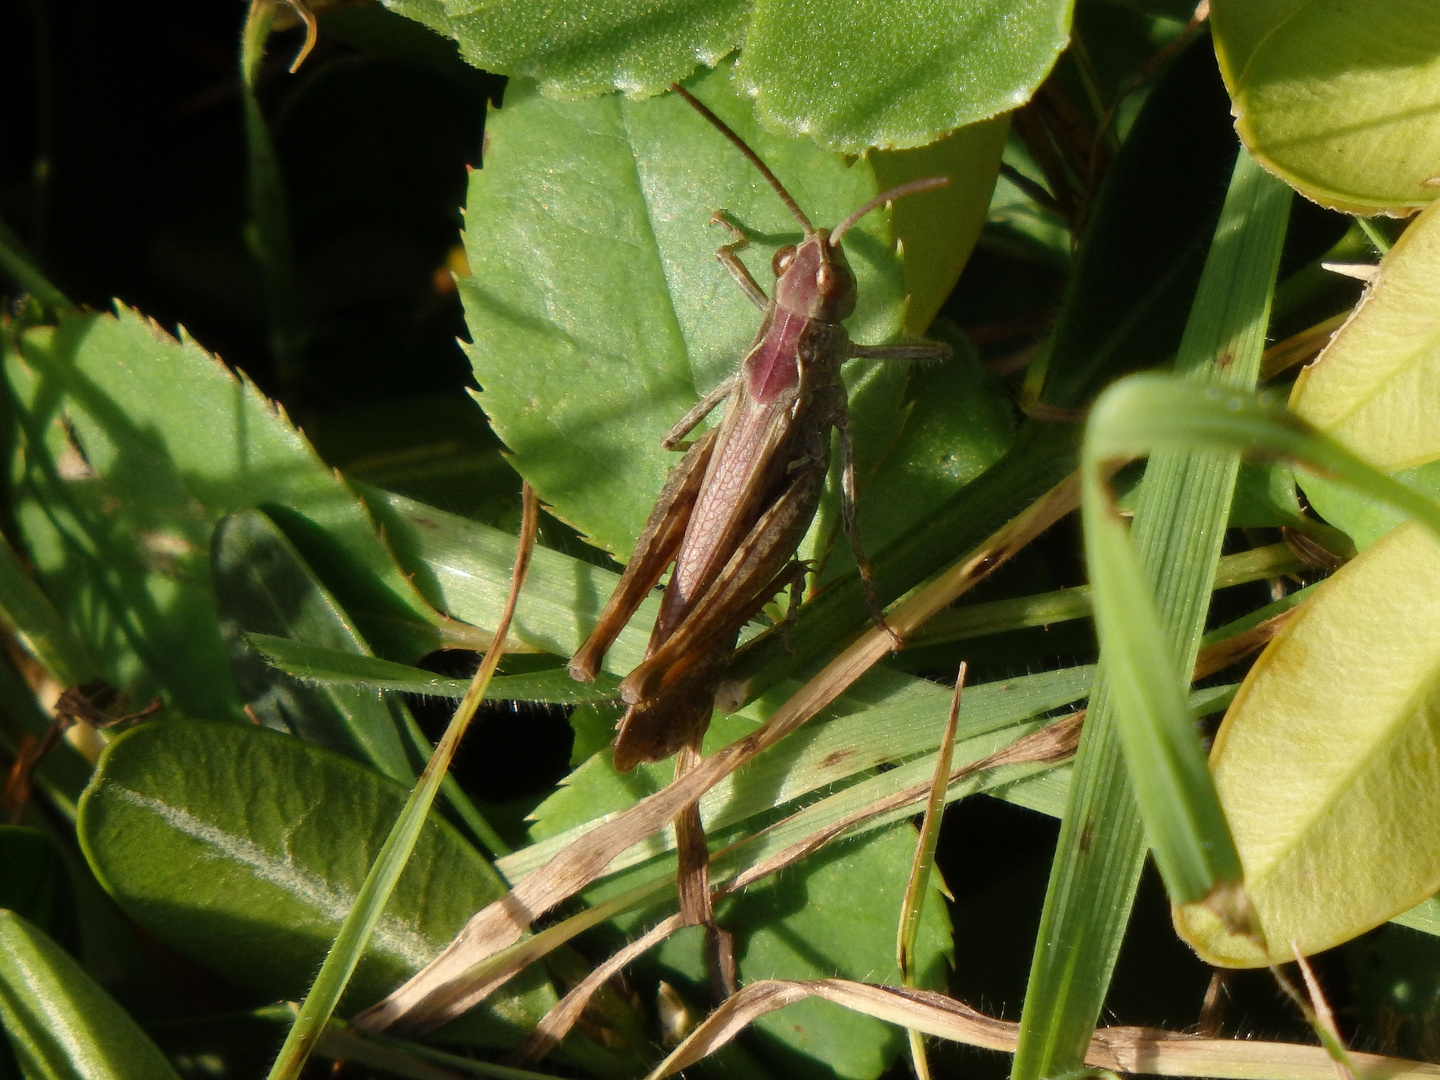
top-left (610, 640), bottom-right (733, 772)
top-left (836, 406), bottom-right (903, 650)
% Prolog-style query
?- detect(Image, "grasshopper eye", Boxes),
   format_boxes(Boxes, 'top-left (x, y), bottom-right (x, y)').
top-left (771, 245), bottom-right (797, 277)
top-left (816, 261), bottom-right (848, 295)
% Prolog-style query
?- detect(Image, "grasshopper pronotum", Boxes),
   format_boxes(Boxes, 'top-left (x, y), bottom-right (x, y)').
top-left (569, 85), bottom-right (952, 773)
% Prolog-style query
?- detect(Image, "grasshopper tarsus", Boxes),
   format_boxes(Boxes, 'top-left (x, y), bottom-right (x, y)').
top-left (710, 208), bottom-right (748, 244)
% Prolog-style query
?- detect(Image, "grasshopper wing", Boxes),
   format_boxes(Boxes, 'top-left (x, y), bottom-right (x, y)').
top-left (568, 427), bottom-right (718, 682)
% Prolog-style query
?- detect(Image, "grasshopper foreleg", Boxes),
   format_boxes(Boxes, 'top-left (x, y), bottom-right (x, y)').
top-left (711, 210), bottom-right (769, 311)
top-left (837, 406), bottom-right (904, 651)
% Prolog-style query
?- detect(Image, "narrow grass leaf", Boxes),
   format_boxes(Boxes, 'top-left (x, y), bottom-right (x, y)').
top-left (1012, 150), bottom-right (1291, 1080)
top-left (0, 530), bottom-right (94, 686)
top-left (266, 487), bottom-right (539, 1079)
top-left (1081, 463), bottom-right (1246, 905)
top-left (898, 664), bottom-right (965, 981)
top-left (908, 542), bottom-right (1302, 648)
top-left (246, 633), bottom-right (622, 704)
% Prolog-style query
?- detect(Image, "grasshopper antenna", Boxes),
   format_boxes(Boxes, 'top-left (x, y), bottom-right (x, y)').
top-left (670, 83), bottom-right (815, 236)
top-left (829, 177), bottom-right (949, 247)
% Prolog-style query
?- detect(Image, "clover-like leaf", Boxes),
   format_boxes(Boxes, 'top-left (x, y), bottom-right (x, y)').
top-left (1175, 522), bottom-right (1440, 965)
top-left (1292, 198), bottom-right (1440, 546)
top-left (77, 719), bottom-right (552, 1042)
top-left (1212, 0), bottom-right (1440, 213)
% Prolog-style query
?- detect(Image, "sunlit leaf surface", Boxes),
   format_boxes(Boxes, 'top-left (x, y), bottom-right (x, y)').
top-left (1177, 523), bottom-right (1440, 965)
top-left (1212, 0), bottom-right (1440, 212)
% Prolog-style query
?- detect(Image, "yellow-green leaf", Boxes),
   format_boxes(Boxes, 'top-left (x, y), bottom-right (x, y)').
top-left (1176, 521), bottom-right (1440, 966)
top-left (1291, 198), bottom-right (1440, 471)
top-left (1212, 0), bottom-right (1440, 213)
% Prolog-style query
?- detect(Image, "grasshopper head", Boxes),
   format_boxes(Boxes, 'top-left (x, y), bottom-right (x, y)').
top-left (770, 230), bottom-right (857, 324)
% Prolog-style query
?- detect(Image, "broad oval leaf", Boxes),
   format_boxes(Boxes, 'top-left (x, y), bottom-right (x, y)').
top-left (1175, 522), bottom-right (1440, 966)
top-left (0, 909), bottom-right (180, 1080)
top-left (734, 0), bottom-right (1067, 152)
top-left (463, 66), bottom-right (989, 558)
top-left (1212, 0), bottom-right (1440, 212)
top-left (381, 0), bottom-right (1067, 152)
top-left (1291, 199), bottom-right (1440, 472)
top-left (77, 719), bottom-right (551, 1042)
top-left (1291, 198), bottom-right (1440, 548)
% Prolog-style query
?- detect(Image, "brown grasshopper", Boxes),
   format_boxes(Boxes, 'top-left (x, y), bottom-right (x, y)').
top-left (568, 85), bottom-right (951, 773)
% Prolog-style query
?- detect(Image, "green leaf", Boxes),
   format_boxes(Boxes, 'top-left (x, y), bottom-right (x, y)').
top-left (873, 120), bottom-right (1011, 334)
top-left (381, 0), bottom-right (1068, 152)
top-left (1212, 0), bottom-right (1440, 212)
top-left (213, 509), bottom-right (416, 782)
top-left (1291, 198), bottom-right (1440, 546)
top-left (1300, 460), bottom-right (1440, 551)
top-left (0, 827), bottom-right (78, 954)
top-left (76, 719), bottom-right (552, 1043)
top-left (215, 508), bottom-right (510, 859)
top-left (4, 307), bottom-right (444, 724)
top-left (0, 909), bottom-right (181, 1080)
top-left (247, 631), bottom-right (623, 704)
top-left (1176, 521), bottom-right (1440, 965)
top-left (1291, 199), bottom-right (1440, 472)
top-left (1079, 150), bottom-right (1289, 906)
top-left (463, 67), bottom-right (930, 559)
top-left (0, 531), bottom-right (95, 687)
top-left (733, 0), bottom-right (1068, 153)
top-left (710, 828), bottom-right (953, 1080)
top-left (361, 485), bottom-right (658, 671)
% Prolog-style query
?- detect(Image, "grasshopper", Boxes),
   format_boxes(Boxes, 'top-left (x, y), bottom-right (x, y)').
top-left (568, 85), bottom-right (952, 773)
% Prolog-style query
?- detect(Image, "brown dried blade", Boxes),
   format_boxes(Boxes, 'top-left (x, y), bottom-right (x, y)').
top-left (647, 978), bottom-right (1440, 1080)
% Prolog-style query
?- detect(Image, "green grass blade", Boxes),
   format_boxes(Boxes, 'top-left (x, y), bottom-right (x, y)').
top-left (1086, 376), bottom-right (1440, 540)
top-left (246, 632), bottom-right (623, 704)
top-left (1081, 463), bottom-right (1245, 903)
top-left (266, 495), bottom-right (538, 1079)
top-left (1011, 148), bottom-right (1291, 1080)
top-left (0, 212), bottom-right (69, 314)
top-left (907, 542), bottom-right (1301, 647)
top-left (0, 529), bottom-right (94, 686)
